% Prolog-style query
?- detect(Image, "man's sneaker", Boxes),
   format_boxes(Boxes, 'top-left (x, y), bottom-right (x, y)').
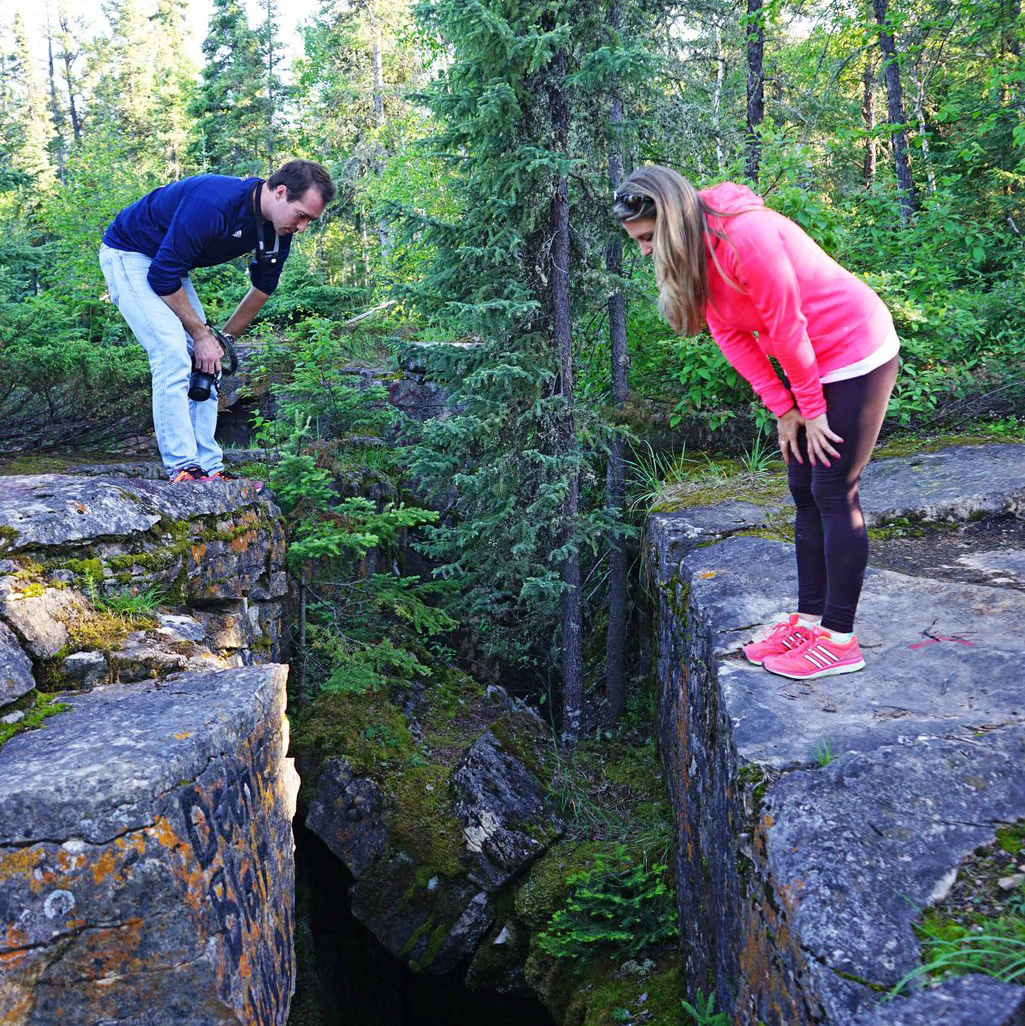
top-left (169, 465), bottom-right (209, 483)
top-left (762, 627), bottom-right (866, 680)
top-left (743, 614), bottom-right (813, 666)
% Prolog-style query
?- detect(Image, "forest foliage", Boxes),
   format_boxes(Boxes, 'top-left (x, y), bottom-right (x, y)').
top-left (2, 0), bottom-right (1024, 717)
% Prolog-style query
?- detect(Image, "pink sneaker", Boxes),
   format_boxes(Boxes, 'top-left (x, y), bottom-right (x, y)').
top-left (743, 614), bottom-right (813, 666)
top-left (762, 627), bottom-right (866, 680)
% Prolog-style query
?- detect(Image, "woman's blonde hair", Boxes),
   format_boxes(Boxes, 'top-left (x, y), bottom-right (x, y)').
top-left (612, 165), bottom-right (743, 336)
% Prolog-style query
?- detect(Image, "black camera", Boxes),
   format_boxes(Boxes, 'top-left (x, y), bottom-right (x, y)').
top-left (188, 326), bottom-right (239, 402)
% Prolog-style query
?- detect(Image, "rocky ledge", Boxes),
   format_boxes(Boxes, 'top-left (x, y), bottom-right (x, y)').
top-left (647, 443), bottom-right (1025, 1025)
top-left (0, 473), bottom-right (297, 1025)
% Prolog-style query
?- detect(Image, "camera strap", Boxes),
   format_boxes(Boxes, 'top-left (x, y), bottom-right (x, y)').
top-left (252, 180), bottom-right (282, 266)
top-left (209, 326), bottom-right (239, 376)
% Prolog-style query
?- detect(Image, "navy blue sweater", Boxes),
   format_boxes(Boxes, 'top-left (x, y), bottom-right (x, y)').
top-left (103, 174), bottom-right (291, 297)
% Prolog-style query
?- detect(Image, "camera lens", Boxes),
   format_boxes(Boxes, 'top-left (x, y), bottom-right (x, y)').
top-left (188, 371), bottom-right (216, 402)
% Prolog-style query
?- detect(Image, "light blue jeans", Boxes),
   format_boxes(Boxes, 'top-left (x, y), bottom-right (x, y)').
top-left (99, 243), bottom-right (223, 479)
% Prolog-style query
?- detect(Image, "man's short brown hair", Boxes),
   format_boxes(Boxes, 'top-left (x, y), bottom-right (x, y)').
top-left (268, 159), bottom-right (336, 205)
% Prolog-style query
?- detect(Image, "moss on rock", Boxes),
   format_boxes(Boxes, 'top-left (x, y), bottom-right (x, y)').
top-left (292, 689), bottom-right (415, 778)
top-left (0, 691), bottom-right (70, 750)
top-left (387, 763), bottom-right (465, 879)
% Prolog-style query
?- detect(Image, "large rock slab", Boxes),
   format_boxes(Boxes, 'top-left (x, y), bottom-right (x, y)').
top-left (0, 474), bottom-right (287, 664)
top-left (0, 578), bottom-right (88, 659)
top-left (0, 663), bottom-right (298, 1026)
top-left (647, 442), bottom-right (1025, 1026)
top-left (859, 443), bottom-right (1025, 523)
top-left (852, 975), bottom-right (1025, 1026)
top-left (682, 536), bottom-right (1024, 768)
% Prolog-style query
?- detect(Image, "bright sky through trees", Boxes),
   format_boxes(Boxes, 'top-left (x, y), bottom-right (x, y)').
top-left (11, 0), bottom-right (316, 68)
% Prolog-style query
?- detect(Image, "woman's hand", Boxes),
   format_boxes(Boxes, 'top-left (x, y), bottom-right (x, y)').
top-left (804, 412), bottom-right (843, 466)
top-left (776, 407), bottom-right (804, 466)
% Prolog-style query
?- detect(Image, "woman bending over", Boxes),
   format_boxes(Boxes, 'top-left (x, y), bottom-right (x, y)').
top-left (614, 166), bottom-right (899, 680)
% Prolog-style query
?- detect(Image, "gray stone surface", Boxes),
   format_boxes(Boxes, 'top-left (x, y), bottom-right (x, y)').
top-left (306, 757), bottom-right (389, 875)
top-left (453, 729), bottom-right (563, 892)
top-left (0, 473), bottom-right (268, 551)
top-left (0, 619), bottom-right (33, 707)
top-left (765, 733), bottom-right (1025, 991)
top-left (350, 858), bottom-right (495, 976)
top-left (683, 536), bottom-right (1025, 769)
top-left (958, 548), bottom-right (1025, 587)
top-left (61, 649), bottom-right (108, 687)
top-left (647, 442), bottom-right (1025, 1026)
top-left (852, 975), bottom-right (1025, 1026)
top-left (0, 664), bottom-right (298, 1026)
top-left (860, 444), bottom-right (1025, 523)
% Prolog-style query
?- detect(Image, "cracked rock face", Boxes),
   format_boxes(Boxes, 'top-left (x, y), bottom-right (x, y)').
top-left (0, 578), bottom-right (88, 659)
top-left (0, 664), bottom-right (298, 1026)
top-left (647, 443), bottom-right (1025, 1026)
top-left (453, 729), bottom-right (563, 892)
top-left (304, 699), bottom-right (561, 979)
top-left (0, 620), bottom-right (34, 707)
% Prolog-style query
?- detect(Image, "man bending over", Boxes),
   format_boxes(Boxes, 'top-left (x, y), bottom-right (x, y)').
top-left (99, 159), bottom-right (335, 482)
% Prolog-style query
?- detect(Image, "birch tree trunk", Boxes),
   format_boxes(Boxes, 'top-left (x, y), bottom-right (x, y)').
top-left (908, 64), bottom-right (936, 195)
top-left (713, 23), bottom-right (726, 175)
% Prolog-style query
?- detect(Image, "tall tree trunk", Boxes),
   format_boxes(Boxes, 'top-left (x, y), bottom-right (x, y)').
top-left (873, 0), bottom-right (916, 225)
top-left (57, 12), bottom-right (81, 146)
top-left (371, 4), bottom-right (385, 128)
top-left (863, 60), bottom-right (877, 186)
top-left (264, 0), bottom-right (275, 172)
top-left (549, 47), bottom-right (582, 741)
top-left (745, 0), bottom-right (765, 182)
top-left (712, 23), bottom-right (726, 174)
top-left (605, 3), bottom-right (628, 724)
top-left (46, 27), bottom-right (65, 179)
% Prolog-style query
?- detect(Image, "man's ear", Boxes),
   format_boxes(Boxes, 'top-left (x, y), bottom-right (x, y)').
top-left (274, 184), bottom-right (288, 201)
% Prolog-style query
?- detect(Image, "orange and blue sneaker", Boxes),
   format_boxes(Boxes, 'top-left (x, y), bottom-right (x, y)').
top-left (743, 614), bottom-right (813, 666)
top-left (762, 626), bottom-right (866, 680)
top-left (169, 465), bottom-right (209, 483)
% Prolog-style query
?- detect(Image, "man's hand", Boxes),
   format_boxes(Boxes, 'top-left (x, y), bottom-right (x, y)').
top-left (192, 328), bottom-right (223, 375)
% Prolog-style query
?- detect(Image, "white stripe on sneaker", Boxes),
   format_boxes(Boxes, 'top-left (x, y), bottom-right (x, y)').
top-left (804, 651), bottom-right (827, 668)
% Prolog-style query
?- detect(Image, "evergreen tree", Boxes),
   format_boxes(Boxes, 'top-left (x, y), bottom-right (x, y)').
top-left (10, 14), bottom-right (55, 186)
top-left (84, 0), bottom-right (194, 173)
top-left (393, 0), bottom-right (658, 729)
top-left (190, 0), bottom-right (275, 175)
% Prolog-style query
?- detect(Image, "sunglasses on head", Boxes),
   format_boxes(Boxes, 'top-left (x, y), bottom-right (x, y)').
top-left (613, 191), bottom-right (656, 218)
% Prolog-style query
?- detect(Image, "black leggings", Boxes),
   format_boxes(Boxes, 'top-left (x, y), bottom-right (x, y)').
top-left (787, 356), bottom-right (899, 634)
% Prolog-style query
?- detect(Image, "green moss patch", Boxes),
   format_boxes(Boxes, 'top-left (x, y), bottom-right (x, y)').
top-left (653, 466), bottom-right (787, 515)
top-left (387, 764), bottom-right (465, 878)
top-left (0, 691), bottom-right (70, 750)
top-left (291, 689), bottom-right (415, 778)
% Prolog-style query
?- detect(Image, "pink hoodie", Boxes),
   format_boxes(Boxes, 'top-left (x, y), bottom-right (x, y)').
top-left (698, 183), bottom-right (895, 420)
